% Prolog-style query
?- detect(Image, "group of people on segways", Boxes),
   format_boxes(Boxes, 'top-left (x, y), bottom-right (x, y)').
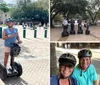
top-left (51, 48), bottom-right (98, 85)
top-left (0, 18), bottom-right (23, 80)
top-left (61, 16), bottom-right (90, 37)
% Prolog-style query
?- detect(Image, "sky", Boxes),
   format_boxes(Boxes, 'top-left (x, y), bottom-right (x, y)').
top-left (3, 0), bottom-right (38, 4)
top-left (4, 0), bottom-right (17, 4)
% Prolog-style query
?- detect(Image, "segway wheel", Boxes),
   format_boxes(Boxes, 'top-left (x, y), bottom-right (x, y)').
top-left (77, 30), bottom-right (80, 34)
top-left (73, 30), bottom-right (75, 34)
top-left (70, 31), bottom-right (72, 34)
top-left (85, 30), bottom-right (90, 35)
top-left (66, 32), bottom-right (69, 36)
top-left (14, 62), bottom-right (22, 76)
top-left (61, 31), bottom-right (69, 37)
top-left (0, 64), bottom-right (7, 80)
top-left (81, 30), bottom-right (83, 34)
top-left (77, 30), bottom-right (83, 34)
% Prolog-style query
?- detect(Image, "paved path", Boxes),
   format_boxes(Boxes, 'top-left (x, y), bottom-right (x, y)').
top-left (0, 25), bottom-right (50, 85)
top-left (51, 24), bottom-right (100, 41)
top-left (3, 59), bottom-right (49, 85)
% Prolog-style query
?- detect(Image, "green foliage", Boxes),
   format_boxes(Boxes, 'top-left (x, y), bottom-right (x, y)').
top-left (86, 0), bottom-right (100, 25)
top-left (11, 0), bottom-right (49, 23)
top-left (50, 0), bottom-right (88, 27)
top-left (51, 0), bottom-right (88, 18)
top-left (0, 3), bottom-right (9, 13)
top-left (35, 0), bottom-right (49, 10)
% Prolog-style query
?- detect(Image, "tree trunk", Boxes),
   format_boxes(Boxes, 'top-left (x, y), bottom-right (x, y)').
top-left (50, 43), bottom-right (57, 75)
top-left (50, 11), bottom-right (60, 28)
top-left (50, 17), bottom-right (54, 28)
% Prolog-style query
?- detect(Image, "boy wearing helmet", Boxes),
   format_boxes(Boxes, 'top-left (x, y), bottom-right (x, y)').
top-left (2, 18), bottom-right (22, 69)
top-left (51, 53), bottom-right (78, 85)
top-left (72, 49), bottom-right (98, 85)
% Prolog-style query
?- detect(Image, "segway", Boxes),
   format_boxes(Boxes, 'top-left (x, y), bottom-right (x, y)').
top-left (61, 25), bottom-right (69, 37)
top-left (0, 43), bottom-right (22, 80)
top-left (70, 20), bottom-right (75, 34)
top-left (77, 23), bottom-right (83, 34)
top-left (85, 23), bottom-right (90, 35)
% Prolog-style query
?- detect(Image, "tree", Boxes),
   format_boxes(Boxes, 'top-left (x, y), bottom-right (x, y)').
top-left (11, 0), bottom-right (49, 25)
top-left (35, 0), bottom-right (49, 10)
top-left (0, 3), bottom-right (9, 13)
top-left (97, 11), bottom-right (100, 19)
top-left (86, 0), bottom-right (100, 25)
top-left (50, 0), bottom-right (88, 27)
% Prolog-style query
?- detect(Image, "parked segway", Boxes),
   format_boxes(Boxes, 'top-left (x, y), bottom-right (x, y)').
top-left (62, 25), bottom-right (69, 37)
top-left (0, 43), bottom-right (22, 80)
top-left (70, 19), bottom-right (75, 34)
top-left (85, 21), bottom-right (90, 35)
top-left (77, 20), bottom-right (83, 34)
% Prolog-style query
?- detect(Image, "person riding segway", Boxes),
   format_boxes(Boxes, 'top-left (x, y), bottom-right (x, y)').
top-left (0, 18), bottom-right (23, 80)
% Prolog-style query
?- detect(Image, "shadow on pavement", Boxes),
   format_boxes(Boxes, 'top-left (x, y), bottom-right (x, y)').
top-left (18, 54), bottom-right (37, 59)
top-left (21, 45), bottom-right (30, 53)
top-left (3, 77), bottom-right (28, 85)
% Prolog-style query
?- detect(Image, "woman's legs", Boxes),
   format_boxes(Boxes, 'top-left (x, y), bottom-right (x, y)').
top-left (4, 46), bottom-right (10, 67)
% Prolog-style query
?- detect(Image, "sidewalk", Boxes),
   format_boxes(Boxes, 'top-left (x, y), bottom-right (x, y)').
top-left (51, 24), bottom-right (100, 41)
top-left (0, 25), bottom-right (50, 85)
top-left (4, 59), bottom-right (49, 85)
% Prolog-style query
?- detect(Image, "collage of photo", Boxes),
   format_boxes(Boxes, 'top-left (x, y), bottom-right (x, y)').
top-left (0, 0), bottom-right (100, 85)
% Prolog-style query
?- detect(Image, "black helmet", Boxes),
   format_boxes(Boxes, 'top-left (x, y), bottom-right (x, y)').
top-left (78, 48), bottom-right (92, 59)
top-left (59, 53), bottom-right (76, 67)
top-left (10, 43), bottom-right (21, 57)
top-left (6, 18), bottom-right (13, 23)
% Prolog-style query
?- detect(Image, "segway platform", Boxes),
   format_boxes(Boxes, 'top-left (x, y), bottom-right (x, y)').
top-left (77, 30), bottom-right (83, 34)
top-left (70, 30), bottom-right (75, 34)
